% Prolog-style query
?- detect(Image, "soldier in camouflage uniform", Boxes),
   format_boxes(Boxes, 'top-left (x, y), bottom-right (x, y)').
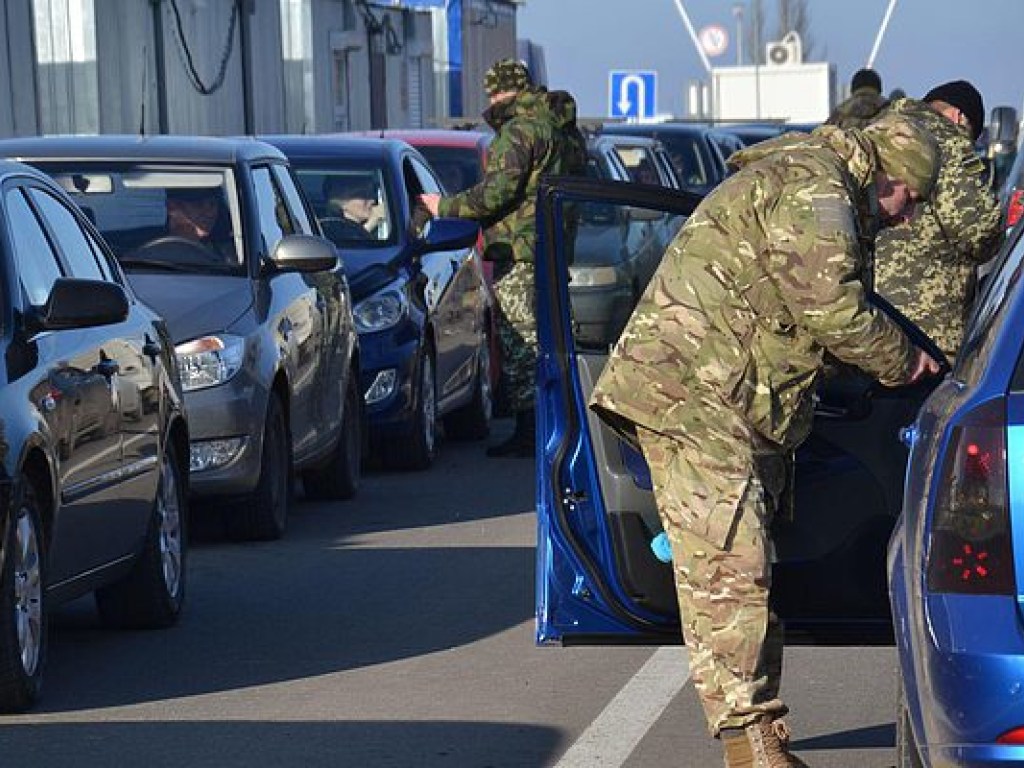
top-left (874, 81), bottom-right (1003, 359)
top-left (826, 68), bottom-right (888, 129)
top-left (589, 114), bottom-right (942, 768)
top-left (420, 59), bottom-right (587, 457)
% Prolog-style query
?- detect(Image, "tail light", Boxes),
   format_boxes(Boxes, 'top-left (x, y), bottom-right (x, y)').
top-left (998, 726), bottom-right (1024, 744)
top-left (926, 398), bottom-right (1015, 595)
top-left (1008, 189), bottom-right (1024, 230)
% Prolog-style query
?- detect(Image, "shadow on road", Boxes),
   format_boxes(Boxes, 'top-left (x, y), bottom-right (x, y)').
top-left (791, 723), bottom-right (895, 750)
top-left (0, 720), bottom-right (563, 768)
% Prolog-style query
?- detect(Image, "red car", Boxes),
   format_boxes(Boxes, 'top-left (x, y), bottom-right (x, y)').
top-left (352, 129), bottom-right (505, 410)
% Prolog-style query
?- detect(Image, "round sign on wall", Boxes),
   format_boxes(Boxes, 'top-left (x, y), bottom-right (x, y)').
top-left (699, 25), bottom-right (729, 58)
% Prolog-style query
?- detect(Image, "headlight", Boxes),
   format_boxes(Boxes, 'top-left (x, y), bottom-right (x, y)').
top-left (569, 265), bottom-right (623, 288)
top-left (175, 335), bottom-right (245, 392)
top-left (354, 290), bottom-right (406, 333)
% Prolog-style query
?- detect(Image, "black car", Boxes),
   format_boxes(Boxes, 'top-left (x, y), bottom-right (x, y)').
top-left (0, 160), bottom-right (189, 711)
top-left (264, 136), bottom-right (490, 470)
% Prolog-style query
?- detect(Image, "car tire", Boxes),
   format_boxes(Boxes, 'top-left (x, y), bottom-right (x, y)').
top-left (443, 344), bottom-right (492, 441)
top-left (386, 347), bottom-right (436, 471)
top-left (226, 393), bottom-right (291, 541)
top-left (896, 670), bottom-right (924, 768)
top-left (0, 480), bottom-right (47, 713)
top-left (303, 374), bottom-right (362, 500)
top-left (96, 446), bottom-right (187, 629)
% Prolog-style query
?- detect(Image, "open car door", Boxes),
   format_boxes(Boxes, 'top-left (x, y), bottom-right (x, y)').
top-left (535, 176), bottom-right (946, 645)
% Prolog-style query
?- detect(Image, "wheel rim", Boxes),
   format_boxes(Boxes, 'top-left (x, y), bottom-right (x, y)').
top-left (267, 409), bottom-right (288, 526)
top-left (14, 506), bottom-right (42, 676)
top-left (158, 454), bottom-right (183, 600)
top-left (479, 345), bottom-right (493, 422)
top-left (422, 355), bottom-right (436, 455)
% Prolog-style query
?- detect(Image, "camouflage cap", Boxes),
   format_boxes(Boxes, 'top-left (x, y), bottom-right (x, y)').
top-left (483, 59), bottom-right (532, 96)
top-left (862, 112), bottom-right (940, 200)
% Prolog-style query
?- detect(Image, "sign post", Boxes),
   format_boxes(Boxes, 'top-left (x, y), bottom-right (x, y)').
top-left (609, 70), bottom-right (657, 121)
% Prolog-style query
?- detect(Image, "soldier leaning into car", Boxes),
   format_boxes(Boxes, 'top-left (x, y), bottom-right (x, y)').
top-left (419, 59), bottom-right (587, 458)
top-left (874, 81), bottom-right (1004, 359)
top-left (826, 68), bottom-right (888, 129)
top-left (588, 114), bottom-right (942, 768)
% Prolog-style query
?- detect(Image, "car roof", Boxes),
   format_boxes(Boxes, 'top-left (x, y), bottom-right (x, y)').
top-left (347, 129), bottom-right (491, 149)
top-left (0, 134), bottom-right (286, 164)
top-left (602, 122), bottom-right (713, 138)
top-left (259, 134), bottom-right (408, 162)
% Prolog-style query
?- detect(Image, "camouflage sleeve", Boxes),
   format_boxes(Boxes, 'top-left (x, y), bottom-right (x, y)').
top-left (927, 141), bottom-right (1003, 263)
top-left (767, 189), bottom-right (913, 386)
top-left (438, 120), bottom-right (536, 220)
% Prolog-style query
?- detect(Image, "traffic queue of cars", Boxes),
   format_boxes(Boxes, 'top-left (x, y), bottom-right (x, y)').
top-left (0, 133), bottom-right (485, 711)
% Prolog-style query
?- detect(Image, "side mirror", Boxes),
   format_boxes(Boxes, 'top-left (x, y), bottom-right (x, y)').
top-left (414, 217), bottom-right (479, 255)
top-left (989, 106), bottom-right (1019, 152)
top-left (269, 234), bottom-right (339, 274)
top-left (31, 278), bottom-right (129, 332)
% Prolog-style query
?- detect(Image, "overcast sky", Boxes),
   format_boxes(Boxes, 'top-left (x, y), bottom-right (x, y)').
top-left (517, 0), bottom-right (1024, 122)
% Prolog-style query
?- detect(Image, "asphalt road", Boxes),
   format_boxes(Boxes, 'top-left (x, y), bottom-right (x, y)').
top-left (0, 420), bottom-right (903, 768)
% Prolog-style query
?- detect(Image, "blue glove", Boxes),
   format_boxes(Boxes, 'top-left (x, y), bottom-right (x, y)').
top-left (650, 531), bottom-right (673, 564)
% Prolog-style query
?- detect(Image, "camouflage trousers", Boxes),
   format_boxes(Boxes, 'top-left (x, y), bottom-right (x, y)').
top-left (492, 261), bottom-right (538, 413)
top-left (636, 415), bottom-right (788, 737)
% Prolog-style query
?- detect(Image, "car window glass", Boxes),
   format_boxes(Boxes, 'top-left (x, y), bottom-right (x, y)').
top-left (252, 166), bottom-right (293, 257)
top-left (656, 133), bottom-right (712, 190)
top-left (5, 187), bottom-right (63, 305)
top-left (270, 164), bottom-right (314, 235)
top-left (294, 165), bottom-right (394, 249)
top-left (27, 187), bottom-right (105, 281)
top-left (613, 146), bottom-right (661, 186)
top-left (409, 157), bottom-right (441, 196)
top-left (415, 145), bottom-right (482, 193)
top-left (40, 165), bottom-right (243, 274)
top-left (960, 229), bottom-right (1024, 387)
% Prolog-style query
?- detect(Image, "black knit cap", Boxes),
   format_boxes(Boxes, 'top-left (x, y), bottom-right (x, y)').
top-left (924, 79), bottom-right (985, 141)
top-left (851, 68), bottom-right (882, 93)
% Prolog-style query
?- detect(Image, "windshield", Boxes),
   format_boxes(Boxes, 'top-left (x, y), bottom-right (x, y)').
top-left (413, 145), bottom-right (483, 194)
top-left (38, 163), bottom-right (244, 275)
top-left (293, 163), bottom-right (396, 251)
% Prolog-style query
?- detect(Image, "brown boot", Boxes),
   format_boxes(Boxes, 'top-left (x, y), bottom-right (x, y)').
top-left (721, 717), bottom-right (809, 767)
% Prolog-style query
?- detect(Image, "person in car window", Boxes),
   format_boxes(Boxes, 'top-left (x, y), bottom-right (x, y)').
top-left (826, 67), bottom-right (888, 129)
top-left (589, 114), bottom-right (943, 768)
top-left (418, 59), bottom-right (587, 458)
top-left (163, 186), bottom-right (235, 264)
top-left (321, 175), bottom-right (385, 243)
top-left (874, 80), bottom-right (1004, 359)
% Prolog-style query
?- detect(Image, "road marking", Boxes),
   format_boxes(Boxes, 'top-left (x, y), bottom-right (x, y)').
top-left (553, 646), bottom-right (691, 767)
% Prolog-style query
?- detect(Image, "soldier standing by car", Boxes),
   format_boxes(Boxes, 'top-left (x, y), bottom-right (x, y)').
top-left (589, 114), bottom-right (942, 768)
top-left (419, 59), bottom-right (586, 458)
top-left (827, 68), bottom-right (888, 129)
top-left (874, 81), bottom-right (1004, 359)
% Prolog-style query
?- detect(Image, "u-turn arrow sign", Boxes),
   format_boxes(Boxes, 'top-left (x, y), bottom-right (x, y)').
top-left (609, 70), bottom-right (657, 120)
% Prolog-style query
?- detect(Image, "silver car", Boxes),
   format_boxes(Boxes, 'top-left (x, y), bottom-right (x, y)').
top-left (1, 136), bottom-right (362, 541)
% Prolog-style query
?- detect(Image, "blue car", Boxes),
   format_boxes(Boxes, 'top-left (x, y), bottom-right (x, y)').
top-left (264, 136), bottom-right (491, 470)
top-left (889, 222), bottom-right (1024, 767)
top-left (533, 175), bottom-right (944, 645)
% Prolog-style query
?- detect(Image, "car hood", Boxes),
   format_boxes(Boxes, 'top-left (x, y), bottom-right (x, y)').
top-left (127, 273), bottom-right (253, 343)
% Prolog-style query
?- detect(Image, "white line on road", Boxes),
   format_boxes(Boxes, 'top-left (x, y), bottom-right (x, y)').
top-left (553, 646), bottom-right (691, 768)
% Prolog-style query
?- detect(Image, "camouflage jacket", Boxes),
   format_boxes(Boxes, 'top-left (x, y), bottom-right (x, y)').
top-left (438, 88), bottom-right (587, 264)
top-left (590, 127), bottom-right (915, 451)
top-left (826, 87), bottom-right (888, 129)
top-left (874, 98), bottom-right (1003, 357)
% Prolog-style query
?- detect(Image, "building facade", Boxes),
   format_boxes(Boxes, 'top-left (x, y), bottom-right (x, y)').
top-left (0, 0), bottom-right (521, 138)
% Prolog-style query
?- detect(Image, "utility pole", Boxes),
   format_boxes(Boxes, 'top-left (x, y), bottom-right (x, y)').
top-left (150, 0), bottom-right (169, 134)
top-left (866, 0), bottom-right (899, 69)
top-left (732, 3), bottom-right (744, 66)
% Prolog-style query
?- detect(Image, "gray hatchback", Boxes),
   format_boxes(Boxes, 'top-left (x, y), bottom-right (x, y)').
top-left (0, 136), bottom-right (361, 540)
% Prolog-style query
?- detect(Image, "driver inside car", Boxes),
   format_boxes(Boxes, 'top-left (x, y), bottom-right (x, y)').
top-left (320, 175), bottom-right (385, 244)
top-left (162, 186), bottom-right (236, 264)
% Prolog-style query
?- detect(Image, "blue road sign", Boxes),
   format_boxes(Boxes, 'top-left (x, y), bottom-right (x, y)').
top-left (609, 70), bottom-right (657, 120)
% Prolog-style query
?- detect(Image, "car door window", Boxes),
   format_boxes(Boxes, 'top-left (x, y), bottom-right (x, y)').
top-left (409, 157), bottom-right (441, 195)
top-left (5, 187), bottom-right (63, 305)
top-left (270, 164), bottom-right (314, 235)
top-left (26, 187), bottom-right (107, 281)
top-left (252, 166), bottom-right (295, 257)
